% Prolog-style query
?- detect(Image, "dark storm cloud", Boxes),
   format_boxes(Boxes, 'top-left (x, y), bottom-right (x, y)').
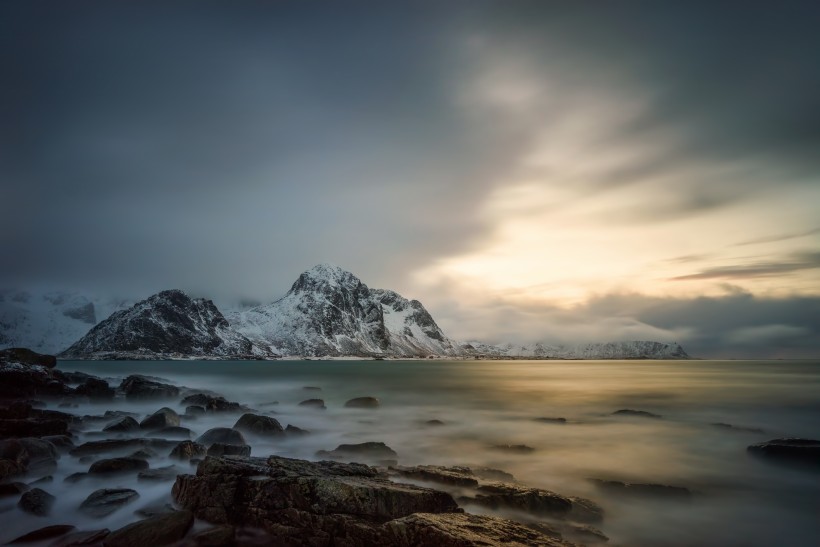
top-left (671, 251), bottom-right (820, 281)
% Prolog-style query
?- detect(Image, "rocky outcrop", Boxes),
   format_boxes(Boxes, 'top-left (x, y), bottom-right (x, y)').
top-left (317, 442), bottom-right (399, 465)
top-left (180, 393), bottom-right (245, 413)
top-left (0, 351), bottom-right (71, 400)
top-left (462, 482), bottom-right (603, 523)
top-left (120, 375), bottom-right (180, 400)
top-left (590, 479), bottom-right (692, 499)
top-left (747, 438), bottom-right (820, 468)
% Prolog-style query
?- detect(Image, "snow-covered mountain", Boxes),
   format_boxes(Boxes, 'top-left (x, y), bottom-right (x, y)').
top-left (459, 340), bottom-right (689, 359)
top-left (60, 290), bottom-right (271, 359)
top-left (0, 290), bottom-right (131, 354)
top-left (229, 264), bottom-right (459, 357)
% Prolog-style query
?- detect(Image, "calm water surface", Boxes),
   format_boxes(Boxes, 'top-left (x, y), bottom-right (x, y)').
top-left (8, 359), bottom-right (820, 546)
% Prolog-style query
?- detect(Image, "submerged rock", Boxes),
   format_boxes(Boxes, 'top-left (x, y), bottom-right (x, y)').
top-left (207, 443), bottom-right (251, 458)
top-left (317, 442), bottom-right (398, 465)
top-left (181, 393), bottom-right (244, 413)
top-left (70, 438), bottom-right (177, 457)
top-left (79, 488), bottom-right (140, 518)
top-left (196, 428), bottom-right (246, 447)
top-left (285, 424), bottom-right (309, 435)
top-left (105, 510), bottom-right (195, 547)
top-left (140, 407), bottom-right (181, 430)
top-left (534, 417), bottom-right (567, 424)
top-left (155, 426), bottom-right (193, 439)
top-left (461, 482), bottom-right (603, 523)
top-left (103, 416), bottom-right (140, 433)
top-left (52, 528), bottom-right (110, 546)
top-left (119, 375), bottom-right (179, 401)
top-left (88, 457), bottom-right (149, 475)
top-left (590, 478), bottom-right (692, 499)
top-left (490, 444), bottom-right (535, 454)
top-left (390, 465), bottom-right (479, 488)
top-left (298, 398), bottom-right (326, 409)
top-left (747, 438), bottom-right (820, 468)
top-left (18, 487), bottom-right (55, 516)
top-left (232, 413), bottom-right (284, 437)
top-left (138, 465), bottom-right (182, 482)
top-left (711, 422), bottom-right (764, 433)
top-left (74, 377), bottom-right (115, 401)
top-left (612, 409), bottom-right (662, 418)
top-left (344, 397), bottom-right (380, 409)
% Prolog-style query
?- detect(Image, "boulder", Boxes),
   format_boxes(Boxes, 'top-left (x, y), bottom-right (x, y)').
top-left (344, 397), bottom-right (380, 409)
top-left (196, 428), bottom-right (246, 447)
top-left (172, 456), bottom-right (459, 543)
top-left (612, 409), bottom-right (662, 419)
top-left (169, 441), bottom-right (207, 461)
top-left (103, 416), bottom-right (141, 433)
top-left (184, 525), bottom-right (236, 546)
top-left (185, 405), bottom-right (205, 416)
top-left (207, 443), bottom-right (251, 458)
top-left (747, 438), bottom-right (820, 467)
top-left (18, 487), bottom-right (55, 516)
top-left (120, 375), bottom-right (179, 401)
top-left (140, 407), bottom-right (181, 430)
top-left (232, 413), bottom-right (284, 437)
top-left (424, 419), bottom-right (445, 426)
top-left (104, 510), bottom-right (195, 547)
top-left (6, 524), bottom-right (76, 544)
top-left (298, 398), bottom-right (326, 409)
top-left (88, 457), bottom-right (149, 475)
top-left (74, 378), bottom-right (115, 401)
top-left (181, 393), bottom-right (244, 413)
top-left (316, 442), bottom-right (398, 465)
top-left (285, 424), bottom-right (309, 435)
top-left (138, 465), bottom-right (182, 482)
top-left (79, 488), bottom-right (140, 518)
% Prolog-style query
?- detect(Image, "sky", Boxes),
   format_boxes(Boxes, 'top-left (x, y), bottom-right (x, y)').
top-left (2, 1), bottom-right (820, 358)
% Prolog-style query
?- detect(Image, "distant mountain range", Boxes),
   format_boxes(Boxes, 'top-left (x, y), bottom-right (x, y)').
top-left (1, 264), bottom-right (689, 360)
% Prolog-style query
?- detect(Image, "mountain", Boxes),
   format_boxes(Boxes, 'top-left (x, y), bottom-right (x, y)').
top-left (0, 290), bottom-right (131, 354)
top-left (228, 264), bottom-right (459, 357)
top-left (60, 290), bottom-right (271, 359)
top-left (459, 340), bottom-right (689, 359)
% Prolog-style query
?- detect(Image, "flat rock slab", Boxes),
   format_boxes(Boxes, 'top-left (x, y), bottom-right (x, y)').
top-left (105, 510), bottom-right (194, 547)
top-left (390, 465), bottom-right (480, 488)
top-left (7, 524), bottom-right (75, 543)
top-left (590, 479), bottom-right (692, 499)
top-left (80, 488), bottom-right (140, 518)
top-left (461, 482), bottom-right (603, 523)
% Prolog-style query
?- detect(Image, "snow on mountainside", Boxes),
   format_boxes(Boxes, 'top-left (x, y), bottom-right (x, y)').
top-left (229, 264), bottom-right (459, 357)
top-left (460, 340), bottom-right (689, 359)
top-left (60, 290), bottom-right (271, 359)
top-left (0, 290), bottom-right (131, 354)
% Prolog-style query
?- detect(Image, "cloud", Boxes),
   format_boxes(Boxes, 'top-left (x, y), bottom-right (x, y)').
top-left (671, 251), bottom-right (820, 281)
top-left (734, 227), bottom-right (820, 247)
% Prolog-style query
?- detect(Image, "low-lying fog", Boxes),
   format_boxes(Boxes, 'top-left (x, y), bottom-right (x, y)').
top-left (4, 359), bottom-right (819, 546)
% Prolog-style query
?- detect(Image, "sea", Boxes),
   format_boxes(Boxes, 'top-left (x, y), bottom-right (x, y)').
top-left (5, 359), bottom-right (820, 546)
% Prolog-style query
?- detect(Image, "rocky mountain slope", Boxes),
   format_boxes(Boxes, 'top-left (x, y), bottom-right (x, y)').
top-left (0, 290), bottom-right (131, 354)
top-left (228, 264), bottom-right (459, 357)
top-left (60, 290), bottom-right (270, 360)
top-left (460, 340), bottom-right (689, 359)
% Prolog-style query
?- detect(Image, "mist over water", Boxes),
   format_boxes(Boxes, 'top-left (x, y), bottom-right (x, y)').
top-left (5, 360), bottom-right (819, 546)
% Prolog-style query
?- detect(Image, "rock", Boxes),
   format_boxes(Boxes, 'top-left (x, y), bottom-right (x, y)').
top-left (63, 472), bottom-right (88, 483)
top-left (747, 438), bottom-right (820, 467)
top-left (0, 348), bottom-right (56, 368)
top-left (0, 438), bottom-right (58, 475)
top-left (28, 475), bottom-right (52, 485)
top-left (185, 525), bottom-right (236, 546)
top-left (711, 422), bottom-right (764, 433)
top-left (344, 397), bottom-right (380, 409)
top-left (0, 358), bottom-right (71, 399)
top-left (461, 482), bottom-right (603, 523)
top-left (207, 443), bottom-right (251, 458)
top-left (232, 413), bottom-right (284, 437)
top-left (0, 458), bottom-right (24, 481)
top-left (104, 510), bottom-right (195, 547)
top-left (317, 442), bottom-right (398, 465)
top-left (490, 444), bottom-right (535, 453)
top-left (51, 528), bottom-right (110, 546)
top-left (285, 424), bottom-right (309, 435)
top-left (180, 393), bottom-right (244, 413)
top-left (169, 441), bottom-right (207, 461)
top-left (185, 405), bottom-right (205, 416)
top-left (424, 419), bottom-right (444, 426)
top-left (79, 488), bottom-right (140, 518)
top-left (130, 449), bottom-right (156, 460)
top-left (471, 467), bottom-right (515, 482)
top-left (565, 523), bottom-right (610, 544)
top-left (88, 457), bottom-right (149, 475)
top-left (0, 481), bottom-right (28, 497)
top-left (303, 386), bottom-right (322, 391)
top-left (103, 416), bottom-right (141, 432)
top-left (74, 378), bottom-right (115, 401)
top-left (156, 426), bottom-right (193, 439)
top-left (135, 502), bottom-right (177, 518)
top-left (120, 375), bottom-right (179, 401)
top-left (0, 417), bottom-right (69, 437)
top-left (138, 465), bottom-right (182, 482)
top-left (390, 465), bottom-right (479, 488)
top-left (40, 435), bottom-right (74, 451)
top-left (140, 407), bottom-right (181, 430)
top-left (590, 478), bottom-right (692, 499)
top-left (298, 398), bottom-right (326, 409)
top-left (18, 487), bottom-right (55, 516)
top-left (534, 417), bottom-right (567, 424)
top-left (70, 438), bottom-right (177, 457)
top-left (196, 428), bottom-right (246, 447)
top-left (6, 524), bottom-right (75, 543)
top-left (382, 512), bottom-right (572, 546)
top-left (612, 409), bottom-right (662, 418)
top-left (172, 456), bottom-right (459, 543)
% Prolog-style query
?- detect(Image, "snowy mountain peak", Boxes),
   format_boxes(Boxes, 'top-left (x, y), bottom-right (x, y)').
top-left (290, 264), bottom-right (364, 294)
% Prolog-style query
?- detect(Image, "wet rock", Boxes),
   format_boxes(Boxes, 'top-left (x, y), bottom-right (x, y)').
top-left (63, 472), bottom-right (88, 483)
top-left (70, 438), bottom-right (177, 457)
top-left (180, 393), bottom-right (244, 413)
top-left (711, 422), bottom-right (764, 433)
top-left (298, 398), bottom-right (326, 409)
top-left (390, 465), bottom-right (479, 488)
top-left (232, 413), bottom-right (284, 437)
top-left (18, 487), bottom-right (55, 516)
top-left (0, 348), bottom-right (56, 368)
top-left (612, 409), bottom-right (662, 418)
top-left (0, 459), bottom-right (23, 481)
top-left (135, 502), bottom-right (177, 518)
top-left (285, 424), bottom-right (309, 435)
top-left (156, 426), bottom-right (193, 439)
top-left (79, 488), bottom-right (140, 518)
top-left (0, 357), bottom-right (71, 399)
top-left (130, 449), bottom-right (156, 460)
top-left (120, 375), bottom-right (179, 401)
top-left (344, 396), bottom-right (380, 409)
top-left (0, 438), bottom-right (58, 476)
top-left (6, 524), bottom-right (75, 543)
top-left (185, 405), bottom-right (205, 416)
top-left (471, 467), bottom-right (515, 482)
top-left (105, 509), bottom-right (195, 547)
top-left (0, 481), bottom-right (29, 497)
top-left (590, 478), bottom-right (692, 499)
top-left (382, 512), bottom-right (571, 546)
top-left (103, 416), bottom-right (141, 433)
top-left (534, 417), bottom-right (567, 424)
top-left (28, 475), bottom-right (53, 485)
top-left (317, 442), bottom-right (398, 465)
top-left (565, 523), bottom-right (610, 544)
top-left (490, 444), bottom-right (535, 453)
top-left (424, 419), bottom-right (445, 426)
top-left (461, 482), bottom-right (603, 523)
top-left (74, 378), bottom-right (115, 401)
top-left (172, 456), bottom-right (459, 543)
top-left (169, 441), bottom-right (207, 461)
top-left (207, 443), bottom-right (251, 458)
top-left (138, 465), bottom-right (182, 482)
top-left (40, 435), bottom-right (75, 451)
top-left (0, 418), bottom-right (69, 437)
top-left (52, 528), bottom-right (110, 546)
top-left (88, 456), bottom-right (149, 475)
top-left (140, 407), bottom-right (181, 430)
top-left (303, 386), bottom-right (322, 391)
top-left (747, 438), bottom-right (820, 468)
top-left (196, 428), bottom-right (246, 447)
top-left (185, 525), bottom-right (236, 546)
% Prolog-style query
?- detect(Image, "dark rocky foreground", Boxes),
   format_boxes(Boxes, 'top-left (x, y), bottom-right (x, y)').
top-left (0, 347), bottom-right (589, 546)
